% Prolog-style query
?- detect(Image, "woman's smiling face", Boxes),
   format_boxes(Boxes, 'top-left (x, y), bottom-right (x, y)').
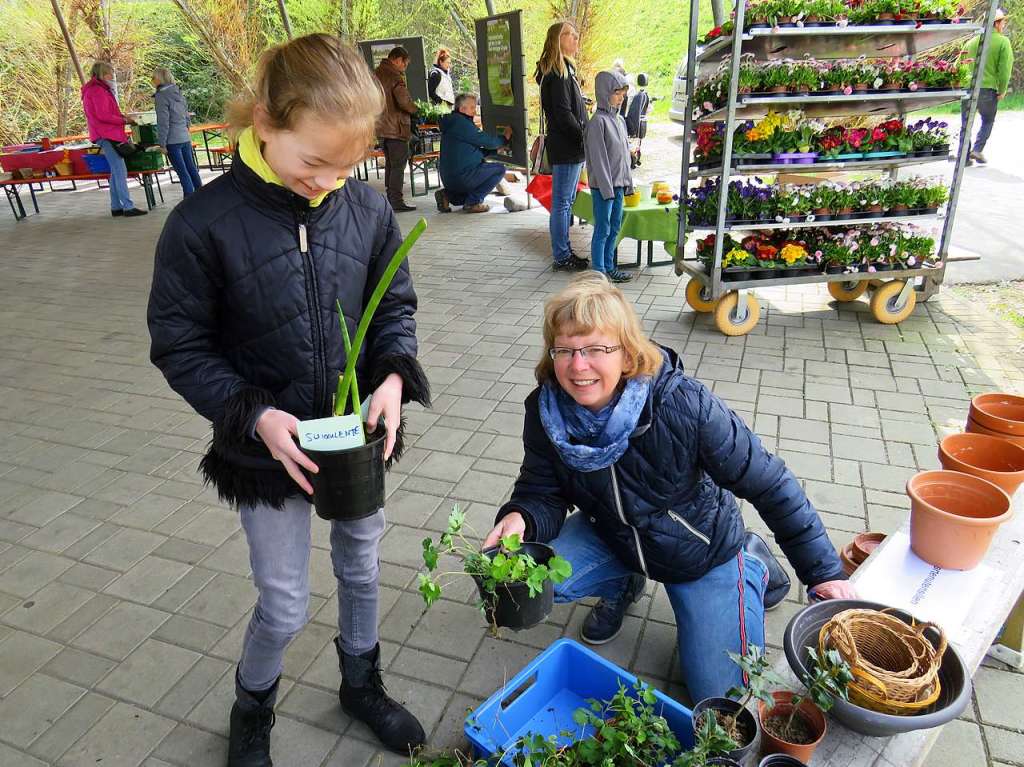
top-left (551, 328), bottom-right (625, 412)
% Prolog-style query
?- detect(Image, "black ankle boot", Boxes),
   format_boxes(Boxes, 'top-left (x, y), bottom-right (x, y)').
top-left (580, 573), bottom-right (646, 645)
top-left (336, 639), bottom-right (425, 754)
top-left (228, 672), bottom-right (277, 767)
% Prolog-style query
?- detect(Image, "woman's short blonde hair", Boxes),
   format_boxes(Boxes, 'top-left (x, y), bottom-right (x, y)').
top-left (535, 272), bottom-right (664, 384)
top-left (90, 61), bottom-right (113, 80)
top-left (227, 33), bottom-right (383, 149)
top-left (153, 67), bottom-right (175, 86)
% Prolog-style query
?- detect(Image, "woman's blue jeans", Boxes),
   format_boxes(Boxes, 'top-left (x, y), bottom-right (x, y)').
top-left (550, 512), bottom-right (768, 703)
top-left (97, 139), bottom-right (135, 211)
top-left (166, 141), bottom-right (203, 196)
top-left (550, 162), bottom-right (583, 263)
top-left (237, 497), bottom-right (385, 692)
top-left (590, 188), bottom-right (625, 273)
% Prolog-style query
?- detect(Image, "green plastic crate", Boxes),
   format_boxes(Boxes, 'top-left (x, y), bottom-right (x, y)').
top-left (125, 150), bottom-right (166, 172)
top-left (131, 124), bottom-right (160, 146)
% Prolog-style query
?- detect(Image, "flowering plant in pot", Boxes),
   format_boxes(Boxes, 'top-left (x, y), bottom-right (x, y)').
top-left (789, 61), bottom-right (820, 95)
top-left (918, 183), bottom-right (948, 213)
top-left (695, 123), bottom-right (725, 166)
top-left (761, 62), bottom-right (794, 95)
top-left (723, 246), bottom-right (759, 280)
top-left (804, 0), bottom-right (847, 24)
top-left (418, 506), bottom-right (572, 634)
top-left (808, 183), bottom-right (838, 220)
top-left (298, 219), bottom-right (427, 521)
top-left (700, 20), bottom-right (734, 46)
top-left (885, 179), bottom-right (919, 214)
top-left (775, 123), bottom-right (820, 163)
top-left (738, 58), bottom-right (763, 95)
top-left (759, 648), bottom-right (854, 762)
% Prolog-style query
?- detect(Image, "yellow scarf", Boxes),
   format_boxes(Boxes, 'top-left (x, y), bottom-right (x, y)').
top-left (237, 126), bottom-right (344, 208)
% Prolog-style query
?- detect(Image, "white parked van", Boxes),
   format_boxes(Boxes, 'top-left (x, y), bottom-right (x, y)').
top-left (669, 61), bottom-right (688, 124)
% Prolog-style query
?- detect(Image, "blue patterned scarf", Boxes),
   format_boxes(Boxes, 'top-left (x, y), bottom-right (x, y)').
top-left (539, 375), bottom-right (652, 472)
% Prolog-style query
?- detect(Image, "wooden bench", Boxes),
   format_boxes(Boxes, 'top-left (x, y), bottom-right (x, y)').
top-left (209, 146), bottom-right (234, 173)
top-left (1, 170), bottom-right (166, 221)
top-left (770, 487), bottom-right (1024, 766)
top-left (357, 149), bottom-right (386, 182)
top-left (408, 150), bottom-right (440, 197)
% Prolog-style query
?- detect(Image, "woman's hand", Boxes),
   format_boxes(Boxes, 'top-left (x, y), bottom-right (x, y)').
top-left (255, 408), bottom-right (319, 494)
top-left (483, 512), bottom-right (527, 549)
top-left (368, 373), bottom-right (403, 460)
top-left (808, 579), bottom-right (858, 602)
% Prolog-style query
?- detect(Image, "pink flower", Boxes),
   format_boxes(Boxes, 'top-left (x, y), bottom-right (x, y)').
top-left (933, 260), bottom-right (943, 268)
top-left (843, 86), bottom-right (853, 96)
top-left (703, 101), bottom-right (714, 111)
top-left (870, 237), bottom-right (879, 246)
top-left (909, 82), bottom-right (919, 92)
top-left (850, 242), bottom-right (859, 251)
top-left (868, 265), bottom-right (877, 273)
top-left (908, 256), bottom-right (917, 266)
top-left (814, 250), bottom-right (823, 258)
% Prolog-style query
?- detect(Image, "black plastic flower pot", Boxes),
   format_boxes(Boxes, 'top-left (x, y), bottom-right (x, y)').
top-left (474, 542), bottom-right (556, 630)
top-left (693, 697), bottom-right (759, 765)
top-left (752, 269), bottom-right (776, 280)
top-left (303, 424), bottom-right (386, 522)
top-left (759, 755), bottom-right (807, 767)
top-left (706, 758), bottom-right (742, 767)
top-left (723, 269), bottom-right (752, 281)
top-left (825, 264), bottom-right (845, 274)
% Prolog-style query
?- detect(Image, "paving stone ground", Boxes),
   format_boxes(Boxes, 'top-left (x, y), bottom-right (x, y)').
top-left (1, 162), bottom-right (1022, 767)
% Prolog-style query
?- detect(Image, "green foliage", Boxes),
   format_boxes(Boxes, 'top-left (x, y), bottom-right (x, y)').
top-left (672, 709), bottom-right (739, 767)
top-left (783, 647), bottom-right (854, 734)
top-left (418, 505), bottom-right (571, 632)
top-left (726, 644), bottom-right (786, 711)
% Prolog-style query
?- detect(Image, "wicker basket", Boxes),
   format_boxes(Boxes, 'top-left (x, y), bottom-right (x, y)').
top-left (818, 608), bottom-right (945, 716)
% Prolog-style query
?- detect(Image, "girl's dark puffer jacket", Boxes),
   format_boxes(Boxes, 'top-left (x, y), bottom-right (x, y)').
top-left (147, 154), bottom-right (430, 509)
top-left (495, 347), bottom-right (844, 587)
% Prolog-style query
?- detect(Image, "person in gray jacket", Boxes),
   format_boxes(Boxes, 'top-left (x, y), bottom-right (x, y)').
top-left (584, 70), bottom-right (633, 283)
top-left (152, 68), bottom-right (203, 197)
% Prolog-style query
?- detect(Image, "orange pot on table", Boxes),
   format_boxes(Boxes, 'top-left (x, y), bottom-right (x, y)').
top-left (939, 432), bottom-right (1024, 496)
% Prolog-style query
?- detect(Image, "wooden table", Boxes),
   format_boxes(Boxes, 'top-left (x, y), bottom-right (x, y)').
top-left (189, 122), bottom-right (229, 170)
top-left (774, 487), bottom-right (1024, 766)
top-left (2, 170), bottom-right (167, 221)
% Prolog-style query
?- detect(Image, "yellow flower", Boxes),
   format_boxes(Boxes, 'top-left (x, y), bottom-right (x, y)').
top-left (780, 243), bottom-right (808, 265)
top-left (724, 248), bottom-right (749, 268)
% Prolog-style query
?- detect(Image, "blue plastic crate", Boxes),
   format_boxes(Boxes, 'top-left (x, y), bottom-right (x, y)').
top-left (82, 153), bottom-right (110, 174)
top-left (465, 638), bottom-right (693, 765)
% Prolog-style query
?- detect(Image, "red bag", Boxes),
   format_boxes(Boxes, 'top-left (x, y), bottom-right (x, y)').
top-left (526, 174), bottom-right (587, 212)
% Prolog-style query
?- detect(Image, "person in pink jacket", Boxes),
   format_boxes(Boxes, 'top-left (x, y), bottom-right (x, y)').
top-left (81, 62), bottom-right (147, 217)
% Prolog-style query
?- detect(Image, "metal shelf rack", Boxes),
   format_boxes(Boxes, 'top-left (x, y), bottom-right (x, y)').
top-left (673, 0), bottom-right (1001, 335)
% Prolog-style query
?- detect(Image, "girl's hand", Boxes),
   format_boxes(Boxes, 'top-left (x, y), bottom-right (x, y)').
top-left (483, 512), bottom-right (527, 549)
top-left (368, 373), bottom-right (403, 460)
top-left (255, 408), bottom-right (318, 494)
top-left (808, 579), bottom-right (858, 602)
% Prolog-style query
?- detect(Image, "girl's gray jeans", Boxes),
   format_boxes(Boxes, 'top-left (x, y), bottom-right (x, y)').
top-left (236, 496), bottom-right (385, 692)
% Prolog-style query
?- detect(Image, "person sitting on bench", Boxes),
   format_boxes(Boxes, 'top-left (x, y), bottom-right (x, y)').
top-left (435, 93), bottom-right (512, 214)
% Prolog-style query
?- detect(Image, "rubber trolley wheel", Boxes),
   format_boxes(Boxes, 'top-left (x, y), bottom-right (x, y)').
top-left (685, 279), bottom-right (717, 313)
top-left (714, 291), bottom-right (761, 336)
top-left (869, 280), bottom-right (917, 325)
top-left (828, 280), bottom-right (868, 303)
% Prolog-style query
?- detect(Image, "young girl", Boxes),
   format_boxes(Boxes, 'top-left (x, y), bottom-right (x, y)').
top-left (584, 71), bottom-right (633, 283)
top-left (147, 34), bottom-right (430, 765)
top-left (484, 273), bottom-right (855, 703)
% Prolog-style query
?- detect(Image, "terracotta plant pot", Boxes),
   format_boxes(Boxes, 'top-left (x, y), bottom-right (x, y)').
top-left (938, 432), bottom-right (1024, 496)
top-left (852, 532), bottom-right (886, 562)
top-left (969, 392), bottom-right (1024, 436)
top-left (758, 691), bottom-right (826, 763)
top-left (839, 543), bottom-right (858, 576)
top-left (906, 470), bottom-right (1012, 570)
top-left (769, 85), bottom-right (789, 94)
top-left (965, 416), bottom-right (1024, 448)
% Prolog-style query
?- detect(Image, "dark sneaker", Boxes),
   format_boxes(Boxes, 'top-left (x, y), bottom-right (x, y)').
top-left (434, 189), bottom-right (451, 212)
top-left (337, 640), bottom-right (425, 754)
top-left (743, 530), bottom-right (792, 611)
top-left (111, 210), bottom-right (124, 217)
top-left (122, 208), bottom-right (147, 217)
top-left (607, 269), bottom-right (633, 283)
top-left (580, 573), bottom-right (646, 645)
top-left (228, 673), bottom-right (277, 767)
top-left (970, 150), bottom-right (987, 164)
top-left (553, 254), bottom-right (590, 272)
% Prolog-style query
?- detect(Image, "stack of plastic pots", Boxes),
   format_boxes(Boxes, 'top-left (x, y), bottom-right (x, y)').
top-left (904, 392), bottom-right (1024, 571)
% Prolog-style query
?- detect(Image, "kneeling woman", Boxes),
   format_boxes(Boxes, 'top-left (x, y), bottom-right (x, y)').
top-left (484, 273), bottom-right (854, 703)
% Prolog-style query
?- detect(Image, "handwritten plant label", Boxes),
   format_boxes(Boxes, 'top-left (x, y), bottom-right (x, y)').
top-left (298, 414), bottom-right (366, 451)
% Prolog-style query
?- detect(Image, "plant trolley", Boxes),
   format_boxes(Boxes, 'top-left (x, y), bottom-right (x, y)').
top-left (674, 0), bottom-right (1003, 336)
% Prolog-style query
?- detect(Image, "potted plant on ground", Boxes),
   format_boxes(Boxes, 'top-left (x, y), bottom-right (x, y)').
top-left (419, 505), bottom-right (572, 634)
top-left (298, 219), bottom-right (427, 521)
top-left (673, 709), bottom-right (741, 767)
top-left (692, 645), bottom-right (781, 764)
top-left (759, 648), bottom-right (854, 762)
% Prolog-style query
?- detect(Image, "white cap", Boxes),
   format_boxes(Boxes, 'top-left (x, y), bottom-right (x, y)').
top-left (994, 8), bottom-right (1006, 20)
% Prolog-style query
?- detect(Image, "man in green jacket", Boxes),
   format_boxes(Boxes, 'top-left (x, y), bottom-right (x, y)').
top-left (961, 8), bottom-right (1015, 165)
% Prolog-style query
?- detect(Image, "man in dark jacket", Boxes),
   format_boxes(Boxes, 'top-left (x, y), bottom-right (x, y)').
top-left (435, 93), bottom-right (511, 213)
top-left (374, 47), bottom-right (418, 212)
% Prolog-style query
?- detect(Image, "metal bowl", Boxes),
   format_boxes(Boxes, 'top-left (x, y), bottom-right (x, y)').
top-left (783, 599), bottom-right (971, 737)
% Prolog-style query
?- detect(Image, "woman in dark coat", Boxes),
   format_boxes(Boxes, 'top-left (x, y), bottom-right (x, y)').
top-left (536, 21), bottom-right (589, 272)
top-left (484, 273), bottom-right (855, 703)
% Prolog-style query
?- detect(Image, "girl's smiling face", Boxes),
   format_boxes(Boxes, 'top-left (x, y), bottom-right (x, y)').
top-left (255, 108), bottom-right (369, 199)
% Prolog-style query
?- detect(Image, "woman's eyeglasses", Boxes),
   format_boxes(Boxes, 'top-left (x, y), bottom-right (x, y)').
top-left (548, 345), bottom-right (622, 361)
